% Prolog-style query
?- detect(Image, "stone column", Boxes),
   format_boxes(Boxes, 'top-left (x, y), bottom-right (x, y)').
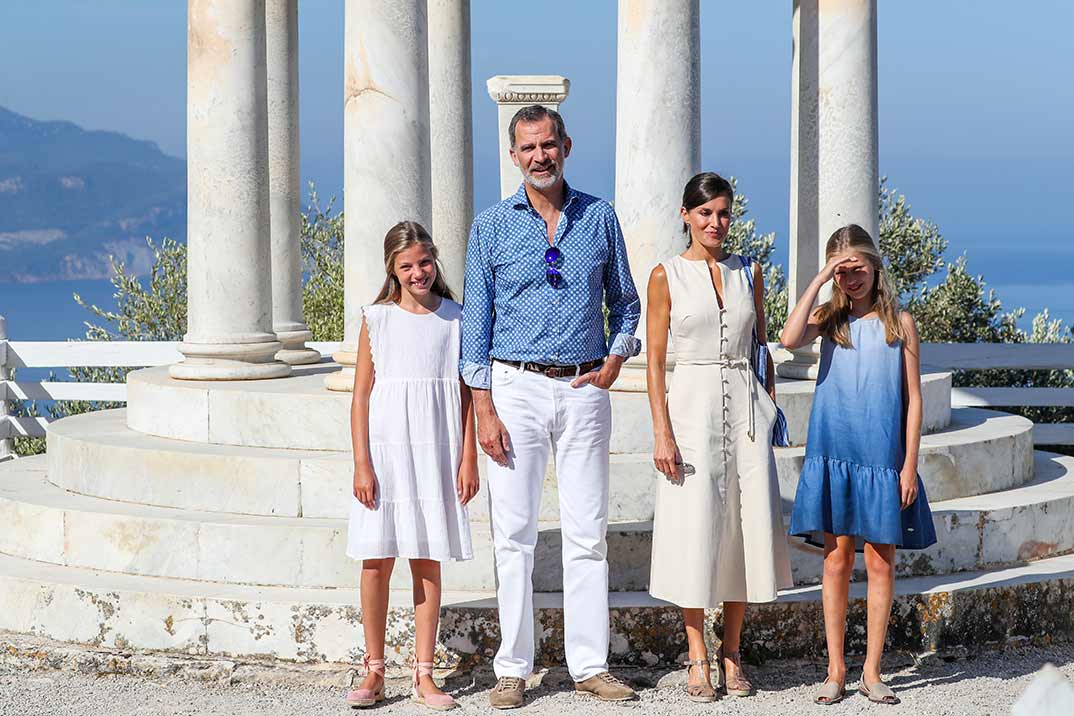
top-left (779, 0), bottom-right (879, 379)
top-left (486, 76), bottom-right (570, 199)
top-left (427, 0), bottom-right (472, 294)
top-left (265, 0), bottom-right (319, 366)
top-left (615, 0), bottom-right (701, 299)
top-left (326, 0), bottom-right (432, 392)
top-left (173, 0), bottom-right (290, 381)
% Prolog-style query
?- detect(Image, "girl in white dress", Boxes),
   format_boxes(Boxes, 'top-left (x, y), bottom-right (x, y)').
top-left (345, 221), bottom-right (479, 711)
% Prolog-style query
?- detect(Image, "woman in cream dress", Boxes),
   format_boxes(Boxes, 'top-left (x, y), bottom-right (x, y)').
top-left (646, 173), bottom-right (792, 701)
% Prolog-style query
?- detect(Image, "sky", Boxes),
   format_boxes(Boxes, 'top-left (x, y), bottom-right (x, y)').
top-left (2, 0), bottom-right (1073, 268)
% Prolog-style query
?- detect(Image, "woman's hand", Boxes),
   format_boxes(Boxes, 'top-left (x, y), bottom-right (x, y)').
top-left (653, 431), bottom-right (684, 482)
top-left (819, 252), bottom-right (862, 283)
top-left (457, 461), bottom-right (480, 506)
top-left (353, 465), bottom-right (378, 509)
top-left (899, 465), bottom-right (919, 509)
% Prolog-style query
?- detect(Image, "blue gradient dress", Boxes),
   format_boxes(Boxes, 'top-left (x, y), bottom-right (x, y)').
top-left (789, 317), bottom-right (937, 549)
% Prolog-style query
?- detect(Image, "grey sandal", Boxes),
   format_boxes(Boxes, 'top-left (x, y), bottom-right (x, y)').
top-left (814, 678), bottom-right (846, 705)
top-left (683, 659), bottom-right (717, 703)
top-left (859, 681), bottom-right (899, 704)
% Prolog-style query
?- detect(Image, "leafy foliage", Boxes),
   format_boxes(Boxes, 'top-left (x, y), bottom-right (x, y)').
top-left (12, 236), bottom-right (187, 456)
top-left (300, 186), bottom-right (345, 342)
top-left (12, 186), bottom-right (346, 456)
top-left (724, 178), bottom-right (788, 337)
top-left (877, 180), bottom-right (947, 301)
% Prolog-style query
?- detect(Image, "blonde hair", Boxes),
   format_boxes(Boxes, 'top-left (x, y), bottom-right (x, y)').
top-left (814, 224), bottom-right (906, 348)
top-left (373, 221), bottom-right (455, 304)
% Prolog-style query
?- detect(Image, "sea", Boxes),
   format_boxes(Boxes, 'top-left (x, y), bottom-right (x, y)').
top-left (0, 246), bottom-right (1071, 343)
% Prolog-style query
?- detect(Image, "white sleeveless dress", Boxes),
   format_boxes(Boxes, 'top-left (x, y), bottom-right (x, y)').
top-left (346, 299), bottom-right (473, 562)
top-left (648, 255), bottom-right (793, 606)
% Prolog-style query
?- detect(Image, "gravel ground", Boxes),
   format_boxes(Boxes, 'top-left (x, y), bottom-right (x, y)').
top-left (2, 646), bottom-right (1072, 716)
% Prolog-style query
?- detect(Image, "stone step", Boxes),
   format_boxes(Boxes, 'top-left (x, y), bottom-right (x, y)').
top-left (126, 365), bottom-right (953, 452)
top-left (1, 548), bottom-right (1071, 666)
top-left (48, 406), bottom-right (1031, 521)
top-left (45, 410), bottom-right (655, 523)
top-left (4, 450), bottom-right (1070, 592)
top-left (0, 456), bottom-right (649, 592)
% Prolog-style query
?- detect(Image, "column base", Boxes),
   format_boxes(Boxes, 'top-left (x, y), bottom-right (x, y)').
top-left (277, 347), bottom-right (323, 365)
top-left (170, 339), bottom-right (292, 381)
top-left (776, 344), bottom-right (821, 380)
top-left (324, 349), bottom-right (356, 392)
top-left (274, 326), bottom-right (321, 366)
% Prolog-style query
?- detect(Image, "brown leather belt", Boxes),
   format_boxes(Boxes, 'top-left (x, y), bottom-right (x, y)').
top-left (497, 358), bottom-right (604, 379)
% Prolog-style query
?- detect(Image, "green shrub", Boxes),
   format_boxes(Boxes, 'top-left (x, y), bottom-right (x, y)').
top-left (13, 186), bottom-right (346, 456)
top-left (301, 186), bottom-right (345, 342)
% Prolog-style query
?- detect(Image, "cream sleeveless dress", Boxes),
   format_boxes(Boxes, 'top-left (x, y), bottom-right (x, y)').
top-left (649, 254), bottom-right (793, 607)
top-left (346, 299), bottom-right (473, 562)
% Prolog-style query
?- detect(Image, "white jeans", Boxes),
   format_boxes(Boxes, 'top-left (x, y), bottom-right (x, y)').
top-left (486, 361), bottom-right (612, 681)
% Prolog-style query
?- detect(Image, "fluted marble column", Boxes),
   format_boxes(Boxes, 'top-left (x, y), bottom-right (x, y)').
top-left (615, 0), bottom-right (701, 305)
top-left (779, 0), bottom-right (879, 379)
top-left (486, 75), bottom-right (570, 199)
top-left (266, 0), bottom-right (319, 365)
top-left (427, 0), bottom-right (472, 294)
top-left (173, 0), bottom-right (290, 381)
top-left (326, 0), bottom-right (432, 391)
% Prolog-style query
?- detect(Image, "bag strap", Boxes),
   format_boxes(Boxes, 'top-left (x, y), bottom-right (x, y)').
top-left (738, 255), bottom-right (767, 386)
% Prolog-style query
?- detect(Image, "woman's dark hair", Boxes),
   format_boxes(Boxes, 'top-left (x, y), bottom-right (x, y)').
top-left (681, 172), bottom-right (734, 241)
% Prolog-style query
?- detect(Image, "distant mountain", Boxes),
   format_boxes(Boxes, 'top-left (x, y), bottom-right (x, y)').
top-left (0, 106), bottom-right (186, 282)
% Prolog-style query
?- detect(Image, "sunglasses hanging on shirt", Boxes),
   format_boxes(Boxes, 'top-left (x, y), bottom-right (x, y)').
top-left (545, 246), bottom-right (563, 288)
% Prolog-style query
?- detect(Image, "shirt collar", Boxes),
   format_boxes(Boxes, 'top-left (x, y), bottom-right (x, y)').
top-left (510, 180), bottom-right (578, 211)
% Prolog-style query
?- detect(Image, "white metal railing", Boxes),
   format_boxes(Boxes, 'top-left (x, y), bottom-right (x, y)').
top-left (921, 343), bottom-right (1074, 447)
top-left (0, 313), bottom-right (1071, 459)
top-left (0, 316), bottom-right (11, 461)
top-left (0, 315), bottom-right (341, 459)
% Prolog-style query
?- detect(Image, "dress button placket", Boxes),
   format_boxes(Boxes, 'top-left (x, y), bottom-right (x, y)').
top-left (718, 308), bottom-right (731, 500)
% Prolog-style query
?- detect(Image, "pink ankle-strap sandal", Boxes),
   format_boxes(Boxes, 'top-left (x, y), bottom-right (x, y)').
top-left (412, 661), bottom-right (456, 711)
top-left (345, 655), bottom-right (386, 708)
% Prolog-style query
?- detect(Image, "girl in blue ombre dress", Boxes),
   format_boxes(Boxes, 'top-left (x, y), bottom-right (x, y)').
top-left (782, 224), bottom-right (936, 707)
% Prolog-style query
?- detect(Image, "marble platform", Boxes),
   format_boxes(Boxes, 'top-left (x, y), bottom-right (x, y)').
top-left (1, 360), bottom-right (1068, 667)
top-left (1, 542), bottom-right (1072, 666)
top-left (126, 364), bottom-right (953, 451)
top-left (4, 450), bottom-right (1071, 591)
top-left (50, 406), bottom-right (1031, 521)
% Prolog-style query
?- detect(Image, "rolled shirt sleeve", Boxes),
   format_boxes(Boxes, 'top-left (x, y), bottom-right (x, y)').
top-left (459, 221), bottom-right (495, 389)
top-left (603, 210), bottom-right (642, 358)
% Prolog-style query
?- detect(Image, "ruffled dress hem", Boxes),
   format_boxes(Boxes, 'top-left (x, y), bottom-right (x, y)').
top-left (348, 496), bottom-right (472, 562)
top-left (789, 455), bottom-right (937, 551)
top-left (346, 546), bottom-right (474, 563)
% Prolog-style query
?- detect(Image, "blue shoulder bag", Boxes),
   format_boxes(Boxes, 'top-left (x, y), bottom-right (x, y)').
top-left (739, 255), bottom-right (791, 447)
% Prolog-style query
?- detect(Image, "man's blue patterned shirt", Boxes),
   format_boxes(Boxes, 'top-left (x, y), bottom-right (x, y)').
top-left (460, 182), bottom-right (642, 389)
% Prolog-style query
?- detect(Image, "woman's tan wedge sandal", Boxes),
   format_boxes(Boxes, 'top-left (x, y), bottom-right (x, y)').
top-left (683, 659), bottom-right (717, 703)
top-left (719, 647), bottom-right (755, 697)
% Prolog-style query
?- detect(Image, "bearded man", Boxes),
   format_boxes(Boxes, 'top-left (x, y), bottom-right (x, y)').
top-left (460, 105), bottom-right (641, 709)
